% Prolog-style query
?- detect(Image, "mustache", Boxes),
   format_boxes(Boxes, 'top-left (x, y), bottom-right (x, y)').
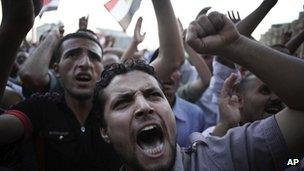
top-left (264, 98), bottom-right (284, 114)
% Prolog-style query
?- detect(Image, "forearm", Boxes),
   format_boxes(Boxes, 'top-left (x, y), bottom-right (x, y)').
top-left (236, 0), bottom-right (277, 37)
top-left (220, 36), bottom-right (304, 109)
top-left (19, 34), bottom-right (59, 89)
top-left (151, 0), bottom-right (184, 80)
top-left (285, 30), bottom-right (304, 55)
top-left (185, 43), bottom-right (211, 88)
top-left (121, 40), bottom-right (139, 60)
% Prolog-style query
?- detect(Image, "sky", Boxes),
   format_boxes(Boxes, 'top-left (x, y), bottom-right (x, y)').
top-left (1, 0), bottom-right (303, 50)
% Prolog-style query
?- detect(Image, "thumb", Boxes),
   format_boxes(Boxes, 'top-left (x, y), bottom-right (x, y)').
top-left (221, 73), bottom-right (238, 98)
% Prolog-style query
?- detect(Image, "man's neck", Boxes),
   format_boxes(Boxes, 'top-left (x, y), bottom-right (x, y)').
top-left (169, 95), bottom-right (177, 108)
top-left (64, 93), bottom-right (93, 125)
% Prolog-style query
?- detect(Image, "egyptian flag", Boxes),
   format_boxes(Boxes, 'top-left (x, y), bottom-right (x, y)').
top-left (39, 0), bottom-right (60, 17)
top-left (104, 0), bottom-right (142, 31)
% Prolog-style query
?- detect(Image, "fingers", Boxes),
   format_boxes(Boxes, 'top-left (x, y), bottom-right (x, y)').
top-left (197, 15), bottom-right (216, 36)
top-left (196, 6), bottom-right (212, 19)
top-left (227, 11), bottom-right (232, 20)
top-left (134, 17), bottom-right (143, 36)
top-left (186, 11), bottom-right (225, 53)
top-left (186, 21), bottom-right (205, 53)
top-left (231, 11), bottom-right (236, 20)
top-left (207, 12), bottom-right (226, 32)
top-left (135, 17), bottom-right (143, 29)
top-left (236, 11), bottom-right (240, 20)
top-left (221, 73), bottom-right (238, 98)
top-left (33, 0), bottom-right (43, 16)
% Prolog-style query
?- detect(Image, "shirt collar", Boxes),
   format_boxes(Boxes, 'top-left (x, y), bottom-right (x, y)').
top-left (172, 96), bottom-right (187, 122)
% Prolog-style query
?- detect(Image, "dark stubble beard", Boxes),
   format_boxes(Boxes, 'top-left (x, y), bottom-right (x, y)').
top-left (121, 143), bottom-right (176, 171)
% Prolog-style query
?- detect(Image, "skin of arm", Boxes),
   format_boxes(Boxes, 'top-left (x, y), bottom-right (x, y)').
top-left (0, 0), bottom-right (41, 144)
top-left (236, 0), bottom-right (278, 37)
top-left (285, 29), bottom-right (304, 55)
top-left (186, 11), bottom-right (304, 157)
top-left (19, 29), bottom-right (60, 91)
top-left (0, 0), bottom-right (41, 99)
top-left (150, 0), bottom-right (184, 81)
top-left (182, 42), bottom-right (212, 100)
top-left (121, 17), bottom-right (145, 61)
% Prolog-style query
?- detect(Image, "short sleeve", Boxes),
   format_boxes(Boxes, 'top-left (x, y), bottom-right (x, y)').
top-left (205, 116), bottom-right (290, 170)
top-left (5, 94), bottom-right (48, 139)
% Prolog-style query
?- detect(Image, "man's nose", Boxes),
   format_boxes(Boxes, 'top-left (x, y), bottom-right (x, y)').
top-left (78, 52), bottom-right (92, 69)
top-left (270, 93), bottom-right (279, 101)
top-left (134, 95), bottom-right (154, 119)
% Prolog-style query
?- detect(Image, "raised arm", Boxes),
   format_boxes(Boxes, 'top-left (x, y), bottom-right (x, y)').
top-left (0, 0), bottom-right (41, 144)
top-left (186, 11), bottom-right (304, 157)
top-left (19, 29), bottom-right (60, 92)
top-left (236, 0), bottom-right (277, 37)
top-left (0, 0), bottom-right (41, 99)
top-left (150, 0), bottom-right (184, 81)
top-left (121, 17), bottom-right (146, 61)
top-left (181, 42), bottom-right (211, 102)
top-left (285, 29), bottom-right (304, 55)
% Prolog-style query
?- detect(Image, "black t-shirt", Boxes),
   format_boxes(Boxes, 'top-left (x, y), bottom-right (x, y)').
top-left (6, 93), bottom-right (121, 171)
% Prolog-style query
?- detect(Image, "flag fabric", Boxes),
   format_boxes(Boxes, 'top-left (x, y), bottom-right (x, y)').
top-left (104, 0), bottom-right (142, 31)
top-left (39, 0), bottom-right (60, 17)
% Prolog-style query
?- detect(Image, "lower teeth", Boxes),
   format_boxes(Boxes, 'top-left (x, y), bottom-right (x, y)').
top-left (144, 143), bottom-right (163, 155)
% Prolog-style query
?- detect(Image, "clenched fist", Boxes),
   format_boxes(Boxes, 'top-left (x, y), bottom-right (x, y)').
top-left (186, 12), bottom-right (240, 55)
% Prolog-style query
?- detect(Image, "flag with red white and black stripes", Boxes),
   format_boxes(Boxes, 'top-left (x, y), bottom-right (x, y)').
top-left (39, 0), bottom-right (60, 17)
top-left (104, 0), bottom-right (142, 31)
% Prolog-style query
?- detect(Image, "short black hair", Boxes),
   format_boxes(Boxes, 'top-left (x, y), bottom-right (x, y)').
top-left (51, 29), bottom-right (103, 65)
top-left (93, 59), bottom-right (163, 128)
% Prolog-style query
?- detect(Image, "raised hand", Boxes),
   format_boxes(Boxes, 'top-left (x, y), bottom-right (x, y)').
top-left (133, 17), bottom-right (146, 44)
top-left (79, 16), bottom-right (89, 30)
top-left (186, 12), bottom-right (240, 55)
top-left (218, 73), bottom-right (241, 126)
top-left (227, 11), bottom-right (241, 24)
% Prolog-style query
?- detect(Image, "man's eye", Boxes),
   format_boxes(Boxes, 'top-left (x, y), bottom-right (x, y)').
top-left (259, 85), bottom-right (271, 95)
top-left (113, 100), bottom-right (129, 110)
top-left (65, 50), bottom-right (79, 59)
top-left (89, 52), bottom-right (101, 61)
top-left (148, 92), bottom-right (162, 99)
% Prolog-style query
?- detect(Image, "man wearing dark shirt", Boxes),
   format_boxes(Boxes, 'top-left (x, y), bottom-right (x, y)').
top-left (0, 31), bottom-right (121, 170)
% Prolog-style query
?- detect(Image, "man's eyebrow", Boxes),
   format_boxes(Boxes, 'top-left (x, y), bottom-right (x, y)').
top-left (112, 90), bottom-right (135, 100)
top-left (62, 48), bottom-right (81, 56)
top-left (144, 87), bottom-right (161, 93)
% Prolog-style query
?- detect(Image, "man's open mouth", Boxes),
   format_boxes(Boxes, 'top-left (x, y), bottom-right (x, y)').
top-left (136, 124), bottom-right (164, 156)
top-left (75, 73), bottom-right (92, 82)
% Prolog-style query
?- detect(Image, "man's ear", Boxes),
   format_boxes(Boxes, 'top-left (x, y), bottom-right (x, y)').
top-left (100, 128), bottom-right (111, 144)
top-left (53, 63), bottom-right (60, 77)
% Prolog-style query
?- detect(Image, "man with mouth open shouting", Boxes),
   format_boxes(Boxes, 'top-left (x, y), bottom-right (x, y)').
top-left (0, 30), bottom-right (121, 170)
top-left (93, 11), bottom-right (304, 171)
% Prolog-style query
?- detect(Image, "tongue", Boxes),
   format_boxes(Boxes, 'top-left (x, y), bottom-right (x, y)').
top-left (138, 137), bottom-right (162, 150)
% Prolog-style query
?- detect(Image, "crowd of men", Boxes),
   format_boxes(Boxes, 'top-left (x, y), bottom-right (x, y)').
top-left (0, 0), bottom-right (304, 170)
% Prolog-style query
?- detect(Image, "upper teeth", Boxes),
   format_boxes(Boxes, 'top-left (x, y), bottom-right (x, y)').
top-left (142, 125), bottom-right (156, 131)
